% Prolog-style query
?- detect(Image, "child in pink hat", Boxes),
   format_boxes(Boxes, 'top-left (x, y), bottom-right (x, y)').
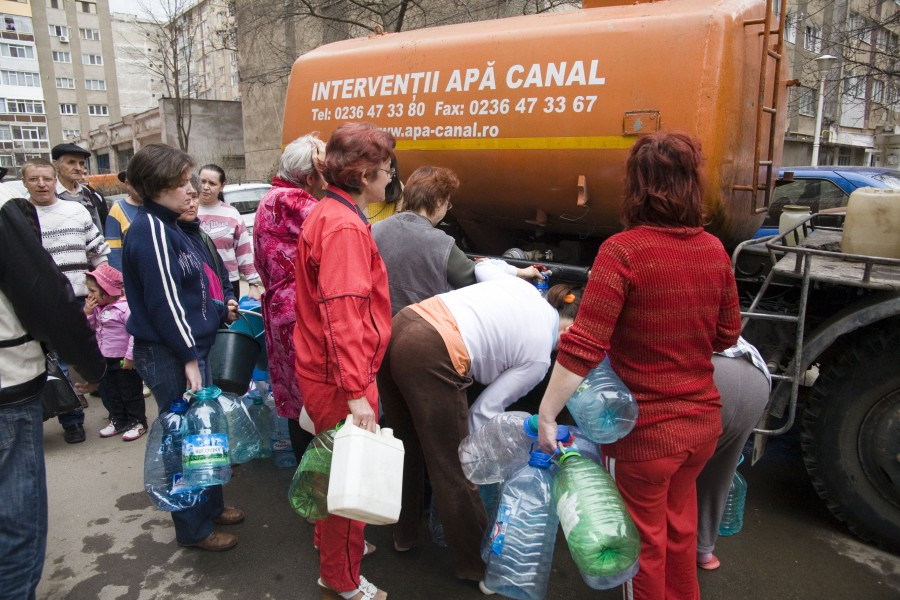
top-left (84, 264), bottom-right (147, 441)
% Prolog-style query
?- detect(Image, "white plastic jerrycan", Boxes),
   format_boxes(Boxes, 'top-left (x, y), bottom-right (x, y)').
top-left (327, 414), bottom-right (405, 525)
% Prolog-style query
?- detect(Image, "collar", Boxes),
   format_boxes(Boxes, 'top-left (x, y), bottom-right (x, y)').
top-left (325, 185), bottom-right (368, 225)
top-left (55, 180), bottom-right (82, 196)
top-left (271, 176), bottom-right (299, 189)
top-left (142, 199), bottom-right (181, 223)
top-left (177, 218), bottom-right (202, 232)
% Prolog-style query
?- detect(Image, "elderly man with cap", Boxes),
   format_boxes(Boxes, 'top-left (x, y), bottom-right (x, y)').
top-left (51, 142), bottom-right (108, 233)
top-left (22, 156), bottom-right (110, 443)
top-left (105, 170), bottom-right (144, 271)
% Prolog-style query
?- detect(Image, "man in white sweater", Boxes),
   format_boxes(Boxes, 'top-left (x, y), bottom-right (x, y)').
top-left (22, 157), bottom-right (110, 443)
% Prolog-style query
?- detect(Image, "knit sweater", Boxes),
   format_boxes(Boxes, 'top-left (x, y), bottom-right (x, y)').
top-left (556, 225), bottom-right (742, 461)
top-left (34, 199), bottom-right (110, 297)
top-left (198, 201), bottom-right (261, 285)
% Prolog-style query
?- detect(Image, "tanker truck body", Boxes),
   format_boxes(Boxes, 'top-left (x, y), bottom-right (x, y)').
top-left (282, 0), bottom-right (786, 262)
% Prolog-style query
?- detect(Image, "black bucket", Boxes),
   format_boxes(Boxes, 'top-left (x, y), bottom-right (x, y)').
top-left (208, 328), bottom-right (261, 394)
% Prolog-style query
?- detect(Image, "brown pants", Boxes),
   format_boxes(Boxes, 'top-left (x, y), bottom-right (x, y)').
top-left (377, 308), bottom-right (487, 582)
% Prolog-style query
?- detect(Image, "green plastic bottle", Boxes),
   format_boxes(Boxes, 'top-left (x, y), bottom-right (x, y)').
top-left (551, 449), bottom-right (641, 590)
top-left (287, 420), bottom-right (343, 520)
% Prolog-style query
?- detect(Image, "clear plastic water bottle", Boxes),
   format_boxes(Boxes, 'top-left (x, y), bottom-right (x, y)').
top-left (567, 357), bottom-right (638, 444)
top-left (718, 455), bottom-right (748, 536)
top-left (288, 423), bottom-right (339, 520)
top-left (552, 449), bottom-right (641, 590)
top-left (217, 391), bottom-right (262, 464)
top-left (483, 449), bottom-right (559, 600)
top-left (271, 410), bottom-right (298, 468)
top-left (459, 412), bottom-right (571, 485)
top-left (246, 394), bottom-right (273, 459)
top-left (567, 426), bottom-right (603, 464)
top-left (144, 398), bottom-right (208, 511)
top-left (427, 496), bottom-right (447, 547)
top-left (182, 386), bottom-right (232, 488)
top-left (533, 276), bottom-right (549, 299)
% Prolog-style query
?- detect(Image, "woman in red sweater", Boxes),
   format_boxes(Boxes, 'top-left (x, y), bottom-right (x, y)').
top-left (537, 131), bottom-right (741, 600)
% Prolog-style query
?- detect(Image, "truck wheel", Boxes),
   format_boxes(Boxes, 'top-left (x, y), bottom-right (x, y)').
top-left (800, 329), bottom-right (900, 553)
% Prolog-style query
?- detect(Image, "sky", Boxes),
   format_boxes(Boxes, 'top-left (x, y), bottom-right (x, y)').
top-left (108, 0), bottom-right (142, 15)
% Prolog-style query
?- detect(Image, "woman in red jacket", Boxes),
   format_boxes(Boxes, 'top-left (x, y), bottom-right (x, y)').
top-left (537, 131), bottom-right (741, 600)
top-left (294, 122), bottom-right (394, 600)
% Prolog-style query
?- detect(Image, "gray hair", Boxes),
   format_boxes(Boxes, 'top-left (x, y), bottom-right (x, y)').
top-left (277, 134), bottom-right (325, 187)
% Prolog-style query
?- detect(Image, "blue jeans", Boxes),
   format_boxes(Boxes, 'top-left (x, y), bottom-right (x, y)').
top-left (0, 396), bottom-right (47, 600)
top-left (133, 342), bottom-right (224, 545)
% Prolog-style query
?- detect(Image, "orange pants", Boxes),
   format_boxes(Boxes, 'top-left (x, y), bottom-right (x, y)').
top-left (297, 375), bottom-right (379, 593)
top-left (605, 438), bottom-right (717, 600)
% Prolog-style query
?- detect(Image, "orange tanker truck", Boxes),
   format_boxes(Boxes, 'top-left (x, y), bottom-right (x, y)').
top-left (282, 0), bottom-right (787, 265)
top-left (282, 0), bottom-right (900, 554)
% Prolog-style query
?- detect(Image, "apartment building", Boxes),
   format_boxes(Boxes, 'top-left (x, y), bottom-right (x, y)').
top-left (1, 0), bottom-right (119, 176)
top-left (781, 0), bottom-right (899, 167)
top-left (170, 0), bottom-right (239, 102)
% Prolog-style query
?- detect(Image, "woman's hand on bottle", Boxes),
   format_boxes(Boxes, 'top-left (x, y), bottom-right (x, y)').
top-left (348, 397), bottom-right (377, 432)
top-left (516, 266), bottom-right (544, 282)
top-left (537, 414), bottom-right (560, 454)
top-left (184, 360), bottom-right (202, 393)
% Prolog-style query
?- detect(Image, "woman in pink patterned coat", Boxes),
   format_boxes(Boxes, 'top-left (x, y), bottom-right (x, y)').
top-left (253, 134), bottom-right (326, 461)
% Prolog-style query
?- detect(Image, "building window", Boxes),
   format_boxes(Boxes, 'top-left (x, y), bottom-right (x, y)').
top-left (784, 12), bottom-right (797, 44)
top-left (52, 50), bottom-right (71, 63)
top-left (797, 86), bottom-right (816, 116)
top-left (1, 70), bottom-right (41, 87)
top-left (48, 24), bottom-right (69, 37)
top-left (0, 126), bottom-right (10, 141)
top-left (56, 76), bottom-right (76, 89)
top-left (88, 104), bottom-right (108, 116)
top-left (0, 43), bottom-right (35, 59)
top-left (62, 129), bottom-right (81, 139)
top-left (85, 79), bottom-right (106, 91)
top-left (11, 126), bottom-right (48, 141)
top-left (82, 54), bottom-right (103, 65)
top-left (49, 0), bottom-right (62, 8)
top-left (79, 2), bottom-right (96, 14)
top-left (872, 80), bottom-right (885, 103)
top-left (5, 98), bottom-right (45, 114)
top-left (844, 76), bottom-right (865, 99)
top-left (875, 29), bottom-right (889, 51)
top-left (804, 24), bottom-right (822, 53)
top-left (60, 103), bottom-right (78, 115)
top-left (0, 155), bottom-right (12, 167)
top-left (848, 13), bottom-right (869, 45)
top-left (230, 74), bottom-right (238, 85)
top-left (79, 27), bottom-right (100, 41)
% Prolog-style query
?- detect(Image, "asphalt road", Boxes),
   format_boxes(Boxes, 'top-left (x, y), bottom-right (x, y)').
top-left (34, 394), bottom-right (900, 600)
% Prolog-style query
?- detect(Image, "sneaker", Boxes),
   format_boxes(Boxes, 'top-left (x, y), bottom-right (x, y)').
top-left (318, 575), bottom-right (387, 600)
top-left (479, 581), bottom-right (496, 595)
top-left (142, 385), bottom-right (151, 398)
top-left (122, 423), bottom-right (147, 441)
top-left (99, 421), bottom-right (126, 438)
top-left (63, 424), bottom-right (86, 444)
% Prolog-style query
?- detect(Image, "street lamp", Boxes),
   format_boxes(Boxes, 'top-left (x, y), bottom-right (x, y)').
top-left (811, 54), bottom-right (837, 166)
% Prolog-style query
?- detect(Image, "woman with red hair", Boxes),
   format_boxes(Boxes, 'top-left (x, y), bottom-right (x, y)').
top-left (294, 122), bottom-right (394, 600)
top-left (537, 131), bottom-right (741, 600)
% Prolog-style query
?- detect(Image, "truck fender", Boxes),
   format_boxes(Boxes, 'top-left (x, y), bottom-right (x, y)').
top-left (769, 291), bottom-right (900, 417)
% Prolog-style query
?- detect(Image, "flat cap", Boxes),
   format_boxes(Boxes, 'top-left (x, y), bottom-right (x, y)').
top-left (51, 143), bottom-right (91, 160)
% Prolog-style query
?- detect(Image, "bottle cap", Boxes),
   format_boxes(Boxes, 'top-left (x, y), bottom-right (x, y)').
top-left (192, 385), bottom-right (222, 401)
top-left (557, 447), bottom-right (582, 464)
top-left (169, 398), bottom-right (188, 413)
top-left (556, 424), bottom-right (572, 444)
top-left (523, 414), bottom-right (539, 437)
top-left (528, 448), bottom-right (554, 469)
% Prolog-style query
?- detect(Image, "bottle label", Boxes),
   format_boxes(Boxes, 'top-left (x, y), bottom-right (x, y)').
top-left (183, 433), bottom-right (230, 467)
top-left (490, 503), bottom-right (513, 555)
top-left (556, 490), bottom-right (580, 537)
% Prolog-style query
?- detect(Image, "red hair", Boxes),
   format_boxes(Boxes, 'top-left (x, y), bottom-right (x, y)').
top-left (322, 122), bottom-right (395, 194)
top-left (621, 131), bottom-right (705, 229)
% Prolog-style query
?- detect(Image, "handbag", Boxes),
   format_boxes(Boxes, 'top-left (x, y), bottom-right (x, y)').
top-left (42, 353), bottom-right (83, 421)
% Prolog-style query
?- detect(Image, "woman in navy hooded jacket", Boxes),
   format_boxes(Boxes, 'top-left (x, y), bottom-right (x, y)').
top-left (122, 143), bottom-right (243, 552)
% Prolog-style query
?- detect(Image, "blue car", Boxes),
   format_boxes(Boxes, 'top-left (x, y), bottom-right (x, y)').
top-left (755, 166), bottom-right (900, 238)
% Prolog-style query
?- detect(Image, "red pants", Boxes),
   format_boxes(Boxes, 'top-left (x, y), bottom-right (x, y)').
top-left (298, 375), bottom-right (379, 593)
top-left (605, 438), bottom-right (717, 600)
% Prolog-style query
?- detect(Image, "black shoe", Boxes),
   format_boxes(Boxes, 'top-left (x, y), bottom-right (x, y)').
top-left (64, 424), bottom-right (86, 444)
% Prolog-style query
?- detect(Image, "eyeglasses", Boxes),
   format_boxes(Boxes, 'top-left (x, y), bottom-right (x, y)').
top-left (378, 167), bottom-right (396, 178)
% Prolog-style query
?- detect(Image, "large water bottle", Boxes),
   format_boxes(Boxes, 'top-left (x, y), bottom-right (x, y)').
top-left (567, 358), bottom-right (638, 444)
top-left (552, 449), bottom-right (641, 589)
top-left (459, 412), bottom-right (571, 485)
top-left (567, 426), bottom-right (603, 464)
top-left (483, 449), bottom-right (558, 600)
top-left (271, 410), bottom-right (298, 468)
top-left (288, 423), bottom-right (340, 520)
top-left (718, 455), bottom-right (748, 536)
top-left (217, 391), bottom-right (262, 464)
top-left (246, 393), bottom-right (273, 459)
top-left (143, 398), bottom-right (207, 511)
top-left (182, 386), bottom-right (232, 488)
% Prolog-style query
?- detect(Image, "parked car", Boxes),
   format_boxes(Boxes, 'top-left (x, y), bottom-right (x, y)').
top-left (755, 166), bottom-right (900, 237)
top-left (223, 182), bottom-right (271, 233)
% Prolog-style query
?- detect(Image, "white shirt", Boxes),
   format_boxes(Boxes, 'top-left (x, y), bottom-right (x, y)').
top-left (438, 260), bottom-right (559, 431)
top-left (34, 200), bottom-right (109, 297)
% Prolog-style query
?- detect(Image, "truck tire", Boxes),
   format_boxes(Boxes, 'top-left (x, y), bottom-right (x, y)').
top-left (800, 328), bottom-right (900, 553)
